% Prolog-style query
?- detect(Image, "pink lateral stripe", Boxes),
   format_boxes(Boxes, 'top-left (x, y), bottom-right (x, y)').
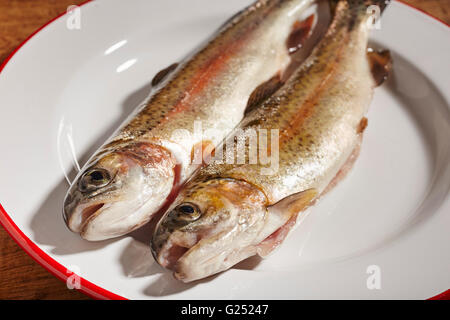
top-left (0, 0), bottom-right (448, 300)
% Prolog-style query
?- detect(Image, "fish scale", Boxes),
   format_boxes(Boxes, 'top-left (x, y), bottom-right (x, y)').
top-left (63, 0), bottom-right (317, 241)
top-left (196, 0), bottom-right (381, 202)
top-left (109, 0), bottom-right (300, 145)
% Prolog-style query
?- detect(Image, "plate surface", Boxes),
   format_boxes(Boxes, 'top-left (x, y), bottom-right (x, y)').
top-left (0, 0), bottom-right (449, 299)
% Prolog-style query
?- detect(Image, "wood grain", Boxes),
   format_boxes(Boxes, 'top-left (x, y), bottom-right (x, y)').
top-left (404, 0), bottom-right (450, 24)
top-left (0, 0), bottom-right (449, 300)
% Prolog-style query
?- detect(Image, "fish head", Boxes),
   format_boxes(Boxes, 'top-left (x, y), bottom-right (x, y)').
top-left (63, 142), bottom-right (177, 241)
top-left (152, 178), bottom-right (269, 282)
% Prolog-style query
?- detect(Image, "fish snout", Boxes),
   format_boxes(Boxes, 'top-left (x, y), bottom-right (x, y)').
top-left (63, 187), bottom-right (106, 234)
top-left (62, 167), bottom-right (115, 234)
top-left (62, 189), bottom-right (76, 226)
top-left (151, 202), bottom-right (206, 267)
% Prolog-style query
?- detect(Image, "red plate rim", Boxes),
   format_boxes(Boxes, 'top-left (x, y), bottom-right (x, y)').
top-left (0, 0), bottom-right (448, 300)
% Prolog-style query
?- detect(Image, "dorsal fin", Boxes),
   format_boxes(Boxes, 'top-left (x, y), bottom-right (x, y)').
top-left (151, 63), bottom-right (179, 87)
top-left (286, 14), bottom-right (315, 55)
top-left (367, 49), bottom-right (392, 86)
top-left (245, 73), bottom-right (283, 116)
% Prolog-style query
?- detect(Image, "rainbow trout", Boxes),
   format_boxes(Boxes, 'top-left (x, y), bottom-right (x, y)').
top-left (152, 0), bottom-right (392, 282)
top-left (63, 0), bottom-right (318, 241)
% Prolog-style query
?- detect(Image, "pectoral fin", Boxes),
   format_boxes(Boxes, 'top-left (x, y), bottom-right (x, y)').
top-left (190, 140), bottom-right (215, 165)
top-left (367, 49), bottom-right (392, 86)
top-left (256, 189), bottom-right (317, 257)
top-left (286, 14), bottom-right (315, 55)
top-left (269, 188), bottom-right (318, 217)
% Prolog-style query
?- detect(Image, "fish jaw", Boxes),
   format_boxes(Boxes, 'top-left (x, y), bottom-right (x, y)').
top-left (63, 142), bottom-right (177, 241)
top-left (173, 228), bottom-right (258, 282)
top-left (155, 219), bottom-right (265, 283)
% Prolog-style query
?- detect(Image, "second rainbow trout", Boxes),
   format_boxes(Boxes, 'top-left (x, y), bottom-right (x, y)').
top-left (152, 0), bottom-right (392, 282)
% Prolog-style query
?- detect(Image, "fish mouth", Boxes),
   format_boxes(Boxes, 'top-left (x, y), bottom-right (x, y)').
top-left (156, 231), bottom-right (237, 282)
top-left (154, 227), bottom-right (236, 282)
top-left (66, 202), bottom-right (106, 233)
top-left (155, 232), bottom-right (202, 271)
top-left (80, 203), bottom-right (105, 226)
top-left (161, 244), bottom-right (190, 270)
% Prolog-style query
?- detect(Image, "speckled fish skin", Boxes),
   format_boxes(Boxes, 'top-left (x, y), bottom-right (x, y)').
top-left (152, 0), bottom-right (389, 282)
top-left (63, 0), bottom-right (317, 241)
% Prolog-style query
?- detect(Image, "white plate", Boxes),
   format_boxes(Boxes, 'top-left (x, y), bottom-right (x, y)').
top-left (0, 0), bottom-right (449, 299)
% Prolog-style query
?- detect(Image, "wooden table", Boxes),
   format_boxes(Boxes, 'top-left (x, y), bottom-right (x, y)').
top-left (0, 0), bottom-right (449, 300)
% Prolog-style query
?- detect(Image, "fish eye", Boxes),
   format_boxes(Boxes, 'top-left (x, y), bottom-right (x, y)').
top-left (179, 205), bottom-right (195, 214)
top-left (78, 168), bottom-right (111, 192)
top-left (90, 170), bottom-right (106, 181)
top-left (175, 203), bottom-right (201, 221)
